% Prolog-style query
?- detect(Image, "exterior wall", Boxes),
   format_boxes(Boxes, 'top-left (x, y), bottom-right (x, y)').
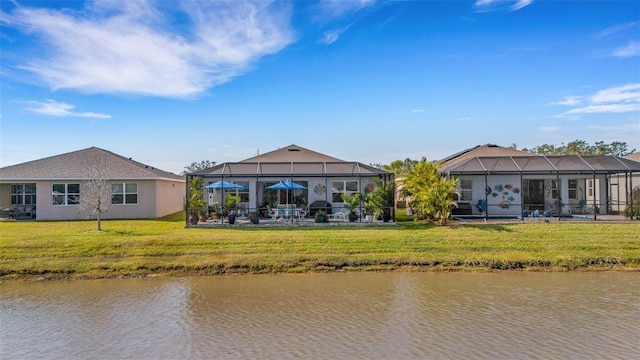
top-left (0, 179), bottom-right (184, 220)
top-left (483, 175), bottom-right (523, 216)
top-left (457, 173), bottom-right (611, 217)
top-left (154, 179), bottom-right (186, 217)
top-left (101, 180), bottom-right (157, 219)
top-left (0, 184), bottom-right (11, 209)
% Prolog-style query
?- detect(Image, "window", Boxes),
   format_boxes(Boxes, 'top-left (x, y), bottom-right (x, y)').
top-left (588, 179), bottom-right (593, 197)
top-left (568, 179), bottom-right (578, 200)
top-left (551, 180), bottom-right (559, 199)
top-left (332, 181), bottom-right (358, 202)
top-left (111, 183), bottom-right (138, 204)
top-left (459, 179), bottom-right (472, 201)
top-left (52, 183), bottom-right (80, 205)
top-left (11, 184), bottom-right (36, 205)
top-left (236, 182), bottom-right (250, 203)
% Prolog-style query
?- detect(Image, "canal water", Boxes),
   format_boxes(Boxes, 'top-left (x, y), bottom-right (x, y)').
top-left (1, 272), bottom-right (638, 359)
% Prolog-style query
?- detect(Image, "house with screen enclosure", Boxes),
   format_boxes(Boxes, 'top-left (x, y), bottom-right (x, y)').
top-left (439, 144), bottom-right (640, 220)
top-left (187, 144), bottom-right (393, 223)
top-left (0, 147), bottom-right (185, 220)
top-left (609, 152), bottom-right (640, 216)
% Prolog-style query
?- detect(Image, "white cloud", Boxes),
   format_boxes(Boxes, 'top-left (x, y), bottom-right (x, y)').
top-left (320, 24), bottom-right (352, 45)
top-left (316, 0), bottom-right (376, 19)
top-left (3, 0), bottom-right (294, 98)
top-left (455, 117), bottom-right (472, 122)
top-left (474, 0), bottom-right (533, 12)
top-left (591, 84), bottom-right (640, 104)
top-left (24, 99), bottom-right (111, 119)
top-left (550, 96), bottom-right (583, 106)
top-left (555, 84), bottom-right (640, 117)
top-left (611, 41), bottom-right (640, 58)
top-left (411, 109), bottom-right (425, 113)
top-left (562, 104), bottom-right (640, 116)
top-left (597, 21), bottom-right (639, 39)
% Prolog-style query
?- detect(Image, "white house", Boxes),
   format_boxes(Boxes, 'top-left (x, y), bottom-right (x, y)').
top-left (188, 144), bottom-right (393, 220)
top-left (439, 144), bottom-right (640, 219)
top-left (0, 147), bottom-right (185, 220)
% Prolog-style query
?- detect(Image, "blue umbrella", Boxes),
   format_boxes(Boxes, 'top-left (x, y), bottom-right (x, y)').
top-left (205, 180), bottom-right (246, 190)
top-left (266, 179), bottom-right (306, 190)
top-left (267, 180), bottom-right (306, 208)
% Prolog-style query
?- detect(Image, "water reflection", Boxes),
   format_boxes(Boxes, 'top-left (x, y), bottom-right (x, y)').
top-left (2, 273), bottom-right (639, 359)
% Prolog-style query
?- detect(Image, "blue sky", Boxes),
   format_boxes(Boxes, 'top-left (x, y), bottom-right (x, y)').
top-left (1, 0), bottom-right (639, 174)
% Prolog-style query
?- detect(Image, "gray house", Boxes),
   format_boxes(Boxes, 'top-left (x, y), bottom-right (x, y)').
top-left (439, 144), bottom-right (640, 219)
top-left (188, 144), bottom-right (393, 220)
top-left (0, 147), bottom-right (185, 220)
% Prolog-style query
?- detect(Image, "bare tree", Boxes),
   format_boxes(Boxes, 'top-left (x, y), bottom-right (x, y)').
top-left (80, 155), bottom-right (111, 231)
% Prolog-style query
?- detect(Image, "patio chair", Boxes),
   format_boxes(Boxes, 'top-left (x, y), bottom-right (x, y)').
top-left (266, 205), bottom-right (279, 221)
top-left (287, 204), bottom-right (299, 220)
top-left (328, 208), bottom-right (349, 221)
top-left (277, 204), bottom-right (286, 221)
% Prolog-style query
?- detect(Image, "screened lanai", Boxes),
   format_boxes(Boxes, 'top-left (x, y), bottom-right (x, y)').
top-left (441, 155), bottom-right (640, 220)
top-left (187, 160), bottom-right (393, 221)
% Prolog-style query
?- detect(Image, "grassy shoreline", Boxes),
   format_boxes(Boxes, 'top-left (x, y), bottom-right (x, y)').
top-left (1, 212), bottom-right (639, 281)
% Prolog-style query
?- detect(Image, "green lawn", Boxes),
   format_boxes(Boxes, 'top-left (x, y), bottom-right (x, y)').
top-left (1, 212), bottom-right (639, 280)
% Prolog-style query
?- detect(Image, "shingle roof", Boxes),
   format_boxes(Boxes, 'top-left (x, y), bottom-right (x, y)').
top-left (191, 144), bottom-right (389, 177)
top-left (0, 147), bottom-right (184, 181)
top-left (438, 144), bottom-right (531, 168)
top-left (240, 144), bottom-right (344, 163)
top-left (625, 152), bottom-right (640, 163)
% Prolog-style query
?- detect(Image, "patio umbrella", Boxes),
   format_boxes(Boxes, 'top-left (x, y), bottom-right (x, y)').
top-left (267, 180), bottom-right (306, 206)
top-left (205, 180), bottom-right (246, 190)
top-left (266, 179), bottom-right (306, 191)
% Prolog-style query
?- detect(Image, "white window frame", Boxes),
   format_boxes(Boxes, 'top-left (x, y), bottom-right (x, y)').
top-left (459, 179), bottom-right (473, 202)
top-left (11, 184), bottom-right (36, 205)
top-left (52, 183), bottom-right (80, 206)
top-left (331, 180), bottom-right (359, 203)
top-left (111, 183), bottom-right (138, 205)
top-left (568, 179), bottom-right (578, 200)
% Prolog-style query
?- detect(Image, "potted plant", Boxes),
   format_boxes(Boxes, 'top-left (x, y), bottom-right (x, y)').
top-left (370, 178), bottom-right (394, 222)
top-left (210, 202), bottom-right (220, 220)
top-left (187, 176), bottom-right (207, 225)
top-left (314, 209), bottom-right (328, 223)
top-left (249, 212), bottom-right (260, 224)
top-left (225, 194), bottom-right (241, 225)
top-left (364, 192), bottom-right (376, 223)
top-left (341, 192), bottom-right (361, 222)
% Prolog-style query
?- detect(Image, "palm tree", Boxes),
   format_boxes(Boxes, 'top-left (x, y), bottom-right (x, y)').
top-left (400, 158), bottom-right (458, 225)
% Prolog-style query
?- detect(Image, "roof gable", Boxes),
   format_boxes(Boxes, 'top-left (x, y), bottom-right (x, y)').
top-left (0, 147), bottom-right (184, 181)
top-left (191, 144), bottom-right (389, 177)
top-left (240, 144), bottom-right (344, 163)
top-left (625, 152), bottom-right (640, 163)
top-left (438, 144), bottom-right (531, 168)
